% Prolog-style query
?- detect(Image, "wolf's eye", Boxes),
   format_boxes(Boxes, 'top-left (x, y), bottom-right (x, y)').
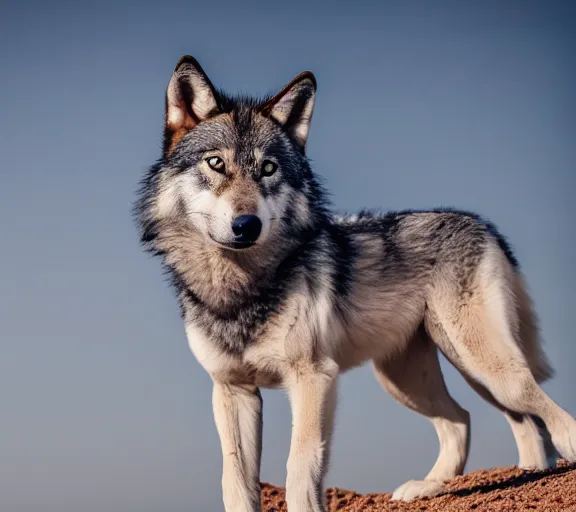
top-left (261, 160), bottom-right (278, 177)
top-left (206, 156), bottom-right (225, 172)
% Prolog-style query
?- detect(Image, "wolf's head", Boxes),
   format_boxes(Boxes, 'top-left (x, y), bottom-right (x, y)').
top-left (138, 56), bottom-right (327, 257)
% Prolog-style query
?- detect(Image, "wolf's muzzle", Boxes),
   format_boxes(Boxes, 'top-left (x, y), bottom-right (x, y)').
top-left (232, 215), bottom-right (262, 244)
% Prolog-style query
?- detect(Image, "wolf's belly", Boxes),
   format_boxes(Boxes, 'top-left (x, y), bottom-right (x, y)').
top-left (332, 310), bottom-right (423, 372)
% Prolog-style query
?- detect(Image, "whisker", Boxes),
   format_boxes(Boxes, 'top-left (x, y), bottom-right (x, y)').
top-left (187, 211), bottom-right (214, 219)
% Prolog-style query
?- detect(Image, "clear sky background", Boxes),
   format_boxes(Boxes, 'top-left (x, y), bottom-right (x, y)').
top-left (1, 1), bottom-right (574, 511)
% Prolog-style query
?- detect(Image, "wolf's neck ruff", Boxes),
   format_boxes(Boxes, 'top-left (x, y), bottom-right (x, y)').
top-left (168, 222), bottom-right (334, 354)
top-left (159, 218), bottom-right (322, 314)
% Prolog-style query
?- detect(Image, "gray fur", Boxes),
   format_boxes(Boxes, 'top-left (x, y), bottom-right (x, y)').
top-left (135, 56), bottom-right (574, 512)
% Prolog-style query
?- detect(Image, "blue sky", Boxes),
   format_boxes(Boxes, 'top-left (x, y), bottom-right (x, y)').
top-left (1, 1), bottom-right (574, 511)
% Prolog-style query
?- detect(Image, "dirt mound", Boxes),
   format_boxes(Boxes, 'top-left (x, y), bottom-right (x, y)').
top-left (261, 460), bottom-right (576, 511)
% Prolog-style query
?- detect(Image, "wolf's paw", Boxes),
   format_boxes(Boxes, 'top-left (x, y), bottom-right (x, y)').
top-left (517, 444), bottom-right (549, 471)
top-left (518, 459), bottom-right (550, 471)
top-left (391, 479), bottom-right (444, 501)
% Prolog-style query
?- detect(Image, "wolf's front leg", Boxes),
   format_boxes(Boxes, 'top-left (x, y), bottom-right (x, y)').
top-left (212, 382), bottom-right (263, 512)
top-left (285, 360), bottom-right (339, 512)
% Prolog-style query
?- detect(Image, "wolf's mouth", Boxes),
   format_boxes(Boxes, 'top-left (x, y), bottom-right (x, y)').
top-left (209, 234), bottom-right (255, 250)
top-left (221, 241), bottom-right (255, 250)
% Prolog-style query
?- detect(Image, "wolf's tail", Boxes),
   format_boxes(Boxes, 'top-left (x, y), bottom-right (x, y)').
top-left (511, 271), bottom-right (555, 383)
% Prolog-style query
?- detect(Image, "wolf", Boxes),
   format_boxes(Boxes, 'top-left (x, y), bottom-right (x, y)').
top-left (134, 55), bottom-right (576, 512)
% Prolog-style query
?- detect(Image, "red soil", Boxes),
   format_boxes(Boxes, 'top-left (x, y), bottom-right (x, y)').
top-left (261, 460), bottom-right (576, 511)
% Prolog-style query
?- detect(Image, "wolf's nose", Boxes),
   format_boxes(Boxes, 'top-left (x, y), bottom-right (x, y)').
top-left (232, 215), bottom-right (262, 243)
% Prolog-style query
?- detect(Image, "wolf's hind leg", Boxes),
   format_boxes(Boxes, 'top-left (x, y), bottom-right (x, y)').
top-left (427, 250), bottom-right (576, 465)
top-left (504, 412), bottom-right (549, 469)
top-left (372, 326), bottom-right (470, 501)
top-left (458, 373), bottom-right (549, 469)
top-left (532, 415), bottom-right (561, 468)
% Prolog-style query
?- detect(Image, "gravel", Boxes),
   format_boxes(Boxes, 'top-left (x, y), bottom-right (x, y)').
top-left (261, 460), bottom-right (576, 511)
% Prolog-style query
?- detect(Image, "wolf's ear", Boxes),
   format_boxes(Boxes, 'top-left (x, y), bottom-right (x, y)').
top-left (261, 72), bottom-right (317, 150)
top-left (164, 56), bottom-right (219, 153)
